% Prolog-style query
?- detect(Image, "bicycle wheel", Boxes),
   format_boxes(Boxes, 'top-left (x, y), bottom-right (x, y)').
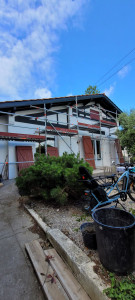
top-left (128, 178), bottom-right (135, 201)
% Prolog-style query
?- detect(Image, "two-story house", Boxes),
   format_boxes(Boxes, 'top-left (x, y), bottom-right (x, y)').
top-left (0, 94), bottom-right (124, 179)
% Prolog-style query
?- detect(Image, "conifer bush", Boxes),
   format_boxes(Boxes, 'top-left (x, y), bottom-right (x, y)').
top-left (16, 152), bottom-right (92, 205)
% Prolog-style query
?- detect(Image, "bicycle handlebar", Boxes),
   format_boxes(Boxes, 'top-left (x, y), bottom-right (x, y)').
top-left (118, 165), bottom-right (135, 172)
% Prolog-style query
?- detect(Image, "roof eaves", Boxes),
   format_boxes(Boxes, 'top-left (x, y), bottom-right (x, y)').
top-left (0, 93), bottom-right (122, 114)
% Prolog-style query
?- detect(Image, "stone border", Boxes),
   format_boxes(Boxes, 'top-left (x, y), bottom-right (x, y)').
top-left (25, 206), bottom-right (109, 300)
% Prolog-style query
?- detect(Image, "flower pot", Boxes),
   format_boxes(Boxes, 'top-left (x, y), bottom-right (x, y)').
top-left (92, 208), bottom-right (135, 275)
top-left (80, 222), bottom-right (97, 250)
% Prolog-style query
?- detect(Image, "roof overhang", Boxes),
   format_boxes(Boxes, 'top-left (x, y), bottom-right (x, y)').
top-left (0, 94), bottom-right (122, 115)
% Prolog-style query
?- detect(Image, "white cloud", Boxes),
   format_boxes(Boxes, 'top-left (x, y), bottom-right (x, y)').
top-left (118, 65), bottom-right (130, 79)
top-left (103, 84), bottom-right (115, 97)
top-left (34, 88), bottom-right (52, 99)
top-left (66, 93), bottom-right (73, 97)
top-left (0, 0), bottom-right (88, 101)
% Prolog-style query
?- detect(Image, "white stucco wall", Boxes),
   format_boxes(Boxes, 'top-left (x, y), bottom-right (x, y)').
top-left (0, 115), bottom-right (8, 132)
top-left (101, 139), bottom-right (111, 166)
top-left (0, 115), bottom-right (8, 175)
top-left (0, 141), bottom-right (8, 175)
top-left (1, 110), bottom-right (40, 179)
top-left (58, 135), bottom-right (79, 156)
top-left (110, 140), bottom-right (119, 165)
top-left (47, 113), bottom-right (57, 124)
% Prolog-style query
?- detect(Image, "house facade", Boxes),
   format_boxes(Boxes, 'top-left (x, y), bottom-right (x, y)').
top-left (0, 94), bottom-right (124, 179)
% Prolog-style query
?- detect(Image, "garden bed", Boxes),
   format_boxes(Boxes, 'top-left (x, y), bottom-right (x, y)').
top-left (19, 194), bottom-right (135, 287)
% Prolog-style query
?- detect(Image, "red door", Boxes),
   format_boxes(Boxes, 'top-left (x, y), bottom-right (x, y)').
top-left (115, 139), bottom-right (124, 163)
top-left (82, 136), bottom-right (95, 169)
top-left (16, 146), bottom-right (34, 172)
top-left (47, 147), bottom-right (59, 157)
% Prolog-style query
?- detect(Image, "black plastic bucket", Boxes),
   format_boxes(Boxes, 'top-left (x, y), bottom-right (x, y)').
top-left (92, 208), bottom-right (135, 275)
top-left (80, 222), bottom-right (97, 250)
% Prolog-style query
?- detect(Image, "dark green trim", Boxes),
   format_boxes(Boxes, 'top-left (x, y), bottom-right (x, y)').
top-left (0, 94), bottom-right (122, 114)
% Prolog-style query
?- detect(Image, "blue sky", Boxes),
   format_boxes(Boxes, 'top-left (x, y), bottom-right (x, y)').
top-left (0, 0), bottom-right (135, 112)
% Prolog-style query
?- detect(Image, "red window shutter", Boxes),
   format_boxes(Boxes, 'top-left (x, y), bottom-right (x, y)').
top-left (115, 139), bottom-right (124, 163)
top-left (82, 136), bottom-right (96, 169)
top-left (16, 146), bottom-right (34, 172)
top-left (90, 109), bottom-right (100, 120)
top-left (47, 147), bottom-right (59, 157)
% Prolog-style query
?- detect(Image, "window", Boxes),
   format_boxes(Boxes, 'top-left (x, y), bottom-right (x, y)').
top-left (96, 140), bottom-right (101, 160)
top-left (92, 140), bottom-right (101, 160)
top-left (92, 140), bottom-right (95, 155)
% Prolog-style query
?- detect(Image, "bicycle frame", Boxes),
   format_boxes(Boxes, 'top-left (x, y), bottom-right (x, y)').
top-left (86, 169), bottom-right (133, 212)
top-left (107, 169), bottom-right (130, 196)
top-left (90, 191), bottom-right (120, 212)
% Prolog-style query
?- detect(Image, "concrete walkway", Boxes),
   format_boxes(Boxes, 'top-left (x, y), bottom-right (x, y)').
top-left (0, 180), bottom-right (45, 300)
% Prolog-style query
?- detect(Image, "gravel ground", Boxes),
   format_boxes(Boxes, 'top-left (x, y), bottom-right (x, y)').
top-left (26, 199), bottom-right (93, 255)
top-left (24, 193), bottom-right (135, 262)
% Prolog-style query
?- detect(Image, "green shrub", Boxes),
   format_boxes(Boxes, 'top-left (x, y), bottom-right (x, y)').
top-left (50, 186), bottom-right (68, 205)
top-left (104, 273), bottom-right (135, 300)
top-left (16, 152), bottom-right (92, 205)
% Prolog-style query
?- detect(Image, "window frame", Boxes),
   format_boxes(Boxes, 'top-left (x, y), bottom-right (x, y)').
top-left (92, 139), bottom-right (101, 160)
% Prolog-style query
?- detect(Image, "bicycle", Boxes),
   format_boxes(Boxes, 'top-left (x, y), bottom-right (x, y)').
top-left (79, 165), bottom-right (135, 214)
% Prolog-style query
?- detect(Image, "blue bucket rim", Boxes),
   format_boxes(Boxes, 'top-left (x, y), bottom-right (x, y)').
top-left (92, 207), bottom-right (135, 229)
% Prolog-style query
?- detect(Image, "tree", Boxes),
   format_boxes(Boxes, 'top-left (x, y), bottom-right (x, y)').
top-left (116, 109), bottom-right (135, 162)
top-left (85, 85), bottom-right (100, 95)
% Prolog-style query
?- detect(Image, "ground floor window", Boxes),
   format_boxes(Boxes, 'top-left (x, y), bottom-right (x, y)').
top-left (92, 139), bottom-right (101, 160)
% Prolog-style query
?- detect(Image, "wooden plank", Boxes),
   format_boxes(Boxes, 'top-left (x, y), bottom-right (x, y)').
top-left (0, 131), bottom-right (45, 141)
top-left (46, 126), bottom-right (78, 134)
top-left (45, 248), bottom-right (91, 300)
top-left (78, 122), bottom-right (100, 129)
top-left (25, 240), bottom-right (69, 300)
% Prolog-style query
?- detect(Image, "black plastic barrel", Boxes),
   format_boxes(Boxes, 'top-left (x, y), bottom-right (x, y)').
top-left (92, 208), bottom-right (135, 275)
top-left (80, 222), bottom-right (97, 250)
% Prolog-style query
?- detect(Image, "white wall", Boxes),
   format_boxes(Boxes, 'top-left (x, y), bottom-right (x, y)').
top-left (58, 135), bottom-right (79, 157)
top-left (101, 139), bottom-right (111, 166)
top-left (5, 110), bottom-right (40, 179)
top-left (47, 114), bottom-right (57, 124)
top-left (8, 141), bottom-right (18, 179)
top-left (0, 141), bottom-right (8, 175)
top-left (0, 115), bottom-right (8, 132)
top-left (0, 115), bottom-right (8, 175)
top-left (58, 113), bottom-right (67, 125)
